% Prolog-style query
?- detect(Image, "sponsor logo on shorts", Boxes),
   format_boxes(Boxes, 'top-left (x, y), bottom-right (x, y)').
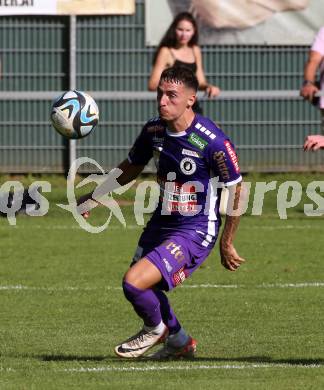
top-left (164, 241), bottom-right (185, 263)
top-left (162, 258), bottom-right (173, 273)
top-left (180, 157), bottom-right (197, 176)
top-left (182, 148), bottom-right (201, 158)
top-left (188, 133), bottom-right (208, 151)
top-left (224, 140), bottom-right (240, 173)
top-left (172, 267), bottom-right (187, 286)
top-left (213, 151), bottom-right (230, 180)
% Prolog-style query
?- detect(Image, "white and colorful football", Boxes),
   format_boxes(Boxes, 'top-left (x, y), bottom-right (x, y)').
top-left (50, 90), bottom-right (99, 139)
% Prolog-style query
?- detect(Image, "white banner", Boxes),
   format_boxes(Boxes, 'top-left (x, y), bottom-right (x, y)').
top-left (0, 0), bottom-right (56, 15)
top-left (0, 0), bottom-right (135, 15)
top-left (145, 0), bottom-right (324, 45)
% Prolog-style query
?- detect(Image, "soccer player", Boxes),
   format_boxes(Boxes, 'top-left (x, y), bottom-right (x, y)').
top-left (78, 66), bottom-right (245, 359)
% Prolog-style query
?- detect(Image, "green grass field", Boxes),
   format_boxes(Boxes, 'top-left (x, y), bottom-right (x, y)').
top-left (1, 173), bottom-right (324, 389)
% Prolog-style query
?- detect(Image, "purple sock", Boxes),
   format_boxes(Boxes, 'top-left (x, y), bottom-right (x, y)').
top-left (122, 280), bottom-right (162, 327)
top-left (153, 289), bottom-right (181, 335)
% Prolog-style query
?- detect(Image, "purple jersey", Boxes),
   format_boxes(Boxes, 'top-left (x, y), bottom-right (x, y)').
top-left (128, 114), bottom-right (242, 242)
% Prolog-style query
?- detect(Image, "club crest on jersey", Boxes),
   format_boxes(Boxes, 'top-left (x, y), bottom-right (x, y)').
top-left (180, 157), bottom-right (197, 175)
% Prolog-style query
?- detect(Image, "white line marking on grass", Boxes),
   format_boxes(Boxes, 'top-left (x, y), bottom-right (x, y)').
top-left (0, 367), bottom-right (15, 372)
top-left (63, 363), bottom-right (322, 373)
top-left (183, 284), bottom-right (238, 289)
top-left (0, 285), bottom-right (122, 291)
top-left (259, 282), bottom-right (324, 288)
top-left (0, 285), bottom-right (28, 290)
top-left (2, 282), bottom-right (324, 293)
top-left (184, 282), bottom-right (324, 289)
top-left (248, 225), bottom-right (323, 230)
top-left (1, 363), bottom-right (322, 374)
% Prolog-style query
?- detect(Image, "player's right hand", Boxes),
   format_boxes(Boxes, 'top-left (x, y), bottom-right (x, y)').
top-left (81, 211), bottom-right (90, 219)
top-left (77, 193), bottom-right (93, 219)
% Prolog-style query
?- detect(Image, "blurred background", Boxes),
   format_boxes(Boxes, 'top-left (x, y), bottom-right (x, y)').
top-left (0, 0), bottom-right (323, 174)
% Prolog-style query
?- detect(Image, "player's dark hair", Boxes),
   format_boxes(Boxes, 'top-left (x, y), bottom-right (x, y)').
top-left (160, 66), bottom-right (199, 92)
top-left (152, 12), bottom-right (199, 65)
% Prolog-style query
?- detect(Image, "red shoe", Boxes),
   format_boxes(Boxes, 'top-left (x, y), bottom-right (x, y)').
top-left (148, 336), bottom-right (197, 360)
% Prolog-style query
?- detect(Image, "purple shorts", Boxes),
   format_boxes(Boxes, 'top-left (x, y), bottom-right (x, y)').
top-left (131, 229), bottom-right (217, 291)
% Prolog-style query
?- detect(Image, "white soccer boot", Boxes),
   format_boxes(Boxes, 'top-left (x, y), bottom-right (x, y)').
top-left (114, 325), bottom-right (168, 358)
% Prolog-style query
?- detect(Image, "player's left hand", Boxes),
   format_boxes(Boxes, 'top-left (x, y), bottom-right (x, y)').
top-left (220, 242), bottom-right (245, 271)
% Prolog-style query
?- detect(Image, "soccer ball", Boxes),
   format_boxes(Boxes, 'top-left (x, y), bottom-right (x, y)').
top-left (50, 90), bottom-right (99, 139)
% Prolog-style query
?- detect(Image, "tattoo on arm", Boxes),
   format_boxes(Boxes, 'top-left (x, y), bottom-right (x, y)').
top-left (221, 183), bottom-right (242, 245)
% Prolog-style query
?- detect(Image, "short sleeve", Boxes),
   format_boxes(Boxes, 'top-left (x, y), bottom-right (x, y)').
top-left (311, 27), bottom-right (324, 56)
top-left (128, 126), bottom-right (153, 166)
top-left (205, 137), bottom-right (242, 186)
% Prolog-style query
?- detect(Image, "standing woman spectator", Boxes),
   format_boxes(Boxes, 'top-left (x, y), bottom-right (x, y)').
top-left (300, 27), bottom-right (324, 151)
top-left (148, 12), bottom-right (220, 113)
